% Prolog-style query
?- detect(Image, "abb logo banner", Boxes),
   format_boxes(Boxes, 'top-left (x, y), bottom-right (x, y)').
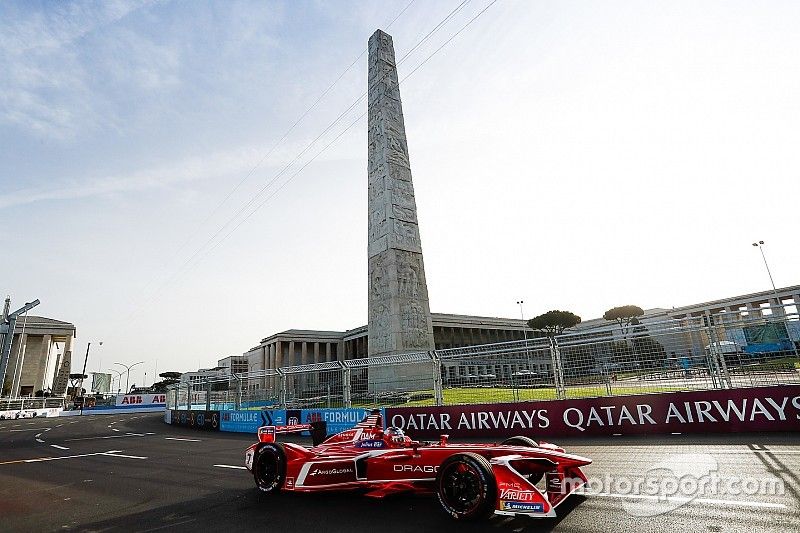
top-left (116, 394), bottom-right (167, 406)
top-left (385, 385), bottom-right (800, 438)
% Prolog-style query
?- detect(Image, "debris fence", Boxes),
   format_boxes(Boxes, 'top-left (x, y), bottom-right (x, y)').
top-left (167, 311), bottom-right (800, 411)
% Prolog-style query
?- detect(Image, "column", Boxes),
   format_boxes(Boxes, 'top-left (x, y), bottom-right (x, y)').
top-left (326, 343), bottom-right (332, 362)
top-left (38, 335), bottom-right (52, 393)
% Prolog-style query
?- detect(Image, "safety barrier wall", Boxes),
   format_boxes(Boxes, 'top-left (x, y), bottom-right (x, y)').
top-left (163, 386), bottom-right (800, 439)
top-left (384, 384), bottom-right (800, 439)
top-left (164, 407), bottom-right (381, 434)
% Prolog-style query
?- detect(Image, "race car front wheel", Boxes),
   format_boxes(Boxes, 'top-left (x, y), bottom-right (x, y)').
top-left (501, 436), bottom-right (544, 485)
top-left (436, 452), bottom-right (496, 521)
top-left (253, 443), bottom-right (286, 493)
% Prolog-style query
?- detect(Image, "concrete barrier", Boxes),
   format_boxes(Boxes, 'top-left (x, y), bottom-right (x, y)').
top-left (166, 407), bottom-right (381, 435)
top-left (385, 384), bottom-right (800, 439)
top-left (163, 386), bottom-right (800, 440)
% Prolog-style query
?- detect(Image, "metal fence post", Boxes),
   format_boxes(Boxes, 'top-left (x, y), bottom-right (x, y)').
top-left (277, 369), bottom-right (286, 409)
top-left (342, 363), bottom-right (352, 408)
top-left (430, 351), bottom-right (444, 406)
top-left (550, 337), bottom-right (566, 399)
top-left (205, 381), bottom-right (211, 411)
top-left (236, 374), bottom-right (242, 410)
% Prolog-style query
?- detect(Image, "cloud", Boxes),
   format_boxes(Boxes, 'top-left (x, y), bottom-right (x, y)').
top-left (0, 133), bottom-right (354, 210)
top-left (0, 1), bottom-right (164, 140)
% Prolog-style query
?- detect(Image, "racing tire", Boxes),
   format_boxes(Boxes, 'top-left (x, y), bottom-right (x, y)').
top-left (501, 436), bottom-right (539, 448)
top-left (501, 436), bottom-right (543, 485)
top-left (253, 443), bottom-right (286, 494)
top-left (436, 452), bottom-right (497, 521)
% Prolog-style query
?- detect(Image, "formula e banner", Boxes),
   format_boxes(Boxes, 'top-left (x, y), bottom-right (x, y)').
top-left (170, 410), bottom-right (220, 430)
top-left (385, 385), bottom-right (800, 439)
top-left (220, 410), bottom-right (286, 433)
top-left (215, 408), bottom-right (380, 435)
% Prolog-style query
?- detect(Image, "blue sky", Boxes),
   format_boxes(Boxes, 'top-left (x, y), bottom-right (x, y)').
top-left (2, 1), bottom-right (799, 385)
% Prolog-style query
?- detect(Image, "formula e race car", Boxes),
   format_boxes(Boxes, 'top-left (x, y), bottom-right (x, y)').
top-left (244, 410), bottom-right (591, 521)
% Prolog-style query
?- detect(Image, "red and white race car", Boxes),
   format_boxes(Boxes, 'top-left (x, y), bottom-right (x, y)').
top-left (244, 410), bottom-right (591, 521)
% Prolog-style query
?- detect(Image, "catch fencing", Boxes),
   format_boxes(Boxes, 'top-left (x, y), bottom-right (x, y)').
top-left (167, 310), bottom-right (800, 411)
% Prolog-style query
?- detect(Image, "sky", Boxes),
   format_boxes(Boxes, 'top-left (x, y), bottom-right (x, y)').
top-left (2, 0), bottom-right (799, 387)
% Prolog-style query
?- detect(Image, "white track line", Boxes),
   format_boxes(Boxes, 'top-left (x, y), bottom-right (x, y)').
top-left (164, 437), bottom-right (201, 442)
top-left (104, 452), bottom-right (148, 460)
top-left (64, 432), bottom-right (150, 442)
top-left (50, 444), bottom-right (69, 450)
top-left (0, 450), bottom-right (146, 466)
top-left (586, 492), bottom-right (786, 509)
top-left (213, 464), bottom-right (247, 470)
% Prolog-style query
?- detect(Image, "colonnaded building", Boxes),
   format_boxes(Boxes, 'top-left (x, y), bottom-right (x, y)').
top-left (235, 285), bottom-right (800, 385)
top-left (0, 298), bottom-right (76, 397)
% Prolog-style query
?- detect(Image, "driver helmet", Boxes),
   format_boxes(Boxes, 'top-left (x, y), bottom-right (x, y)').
top-left (384, 426), bottom-right (406, 444)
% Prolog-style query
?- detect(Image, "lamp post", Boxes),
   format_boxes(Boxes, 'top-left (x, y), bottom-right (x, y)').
top-left (751, 241), bottom-right (779, 299)
top-left (751, 241), bottom-right (798, 359)
top-left (114, 361), bottom-right (144, 394)
top-left (111, 369), bottom-right (124, 396)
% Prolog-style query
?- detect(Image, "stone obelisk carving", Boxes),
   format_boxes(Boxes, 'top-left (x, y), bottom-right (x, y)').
top-left (367, 29), bottom-right (435, 383)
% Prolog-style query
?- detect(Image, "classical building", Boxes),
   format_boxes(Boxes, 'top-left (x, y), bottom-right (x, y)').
top-left (241, 285), bottom-right (800, 377)
top-left (1, 314), bottom-right (76, 397)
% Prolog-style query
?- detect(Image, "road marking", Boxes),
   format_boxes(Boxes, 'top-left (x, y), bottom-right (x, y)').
top-left (165, 437), bottom-right (201, 442)
top-left (111, 428), bottom-right (120, 432)
top-left (213, 464), bottom-right (247, 470)
top-left (586, 492), bottom-right (786, 509)
top-left (51, 445), bottom-right (69, 450)
top-left (712, 450), bottom-right (800, 455)
top-left (56, 423), bottom-right (64, 428)
top-left (104, 452), bottom-right (148, 459)
top-left (138, 518), bottom-right (197, 532)
top-left (0, 450), bottom-right (147, 466)
top-left (64, 432), bottom-right (149, 442)
top-left (10, 428), bottom-right (49, 432)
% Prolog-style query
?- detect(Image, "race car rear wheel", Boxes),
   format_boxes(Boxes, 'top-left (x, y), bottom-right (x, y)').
top-left (436, 452), bottom-right (496, 521)
top-left (253, 443), bottom-right (286, 493)
top-left (501, 436), bottom-right (544, 485)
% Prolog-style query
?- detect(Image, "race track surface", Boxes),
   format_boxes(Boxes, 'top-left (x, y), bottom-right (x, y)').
top-left (1, 413), bottom-right (798, 532)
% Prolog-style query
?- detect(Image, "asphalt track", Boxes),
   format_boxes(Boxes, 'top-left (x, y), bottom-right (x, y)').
top-left (1, 413), bottom-right (798, 533)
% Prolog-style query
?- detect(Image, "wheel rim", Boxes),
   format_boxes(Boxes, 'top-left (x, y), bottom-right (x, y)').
top-left (440, 462), bottom-right (484, 514)
top-left (255, 450), bottom-right (279, 489)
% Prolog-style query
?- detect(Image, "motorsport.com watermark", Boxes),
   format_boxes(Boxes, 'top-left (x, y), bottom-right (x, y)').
top-left (558, 454), bottom-right (785, 517)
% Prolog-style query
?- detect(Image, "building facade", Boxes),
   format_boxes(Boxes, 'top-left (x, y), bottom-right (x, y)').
top-left (2, 315), bottom-right (76, 397)
top-left (238, 285), bottom-right (800, 377)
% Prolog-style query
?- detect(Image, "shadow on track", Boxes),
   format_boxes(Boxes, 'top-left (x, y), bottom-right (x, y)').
top-left (63, 487), bottom-right (586, 533)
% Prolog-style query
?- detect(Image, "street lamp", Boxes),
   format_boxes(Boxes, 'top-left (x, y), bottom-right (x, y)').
top-left (751, 241), bottom-right (779, 296)
top-left (111, 369), bottom-right (124, 395)
top-left (114, 361), bottom-right (144, 394)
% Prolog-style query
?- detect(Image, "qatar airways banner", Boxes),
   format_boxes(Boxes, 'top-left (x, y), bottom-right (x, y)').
top-left (385, 385), bottom-right (800, 439)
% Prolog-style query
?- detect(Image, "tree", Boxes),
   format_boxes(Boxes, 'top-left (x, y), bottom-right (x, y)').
top-left (527, 310), bottom-right (582, 337)
top-left (603, 305), bottom-right (645, 335)
top-left (149, 371), bottom-right (182, 393)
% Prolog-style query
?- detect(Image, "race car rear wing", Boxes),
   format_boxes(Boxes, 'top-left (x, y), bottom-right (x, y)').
top-left (258, 421), bottom-right (328, 446)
